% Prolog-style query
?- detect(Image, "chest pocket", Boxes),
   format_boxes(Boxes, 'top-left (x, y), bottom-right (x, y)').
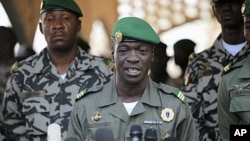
top-left (229, 85), bottom-right (250, 113)
top-left (22, 96), bottom-right (50, 136)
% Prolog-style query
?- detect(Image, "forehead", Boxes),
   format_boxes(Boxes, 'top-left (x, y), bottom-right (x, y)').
top-left (41, 10), bottom-right (75, 18)
top-left (116, 41), bottom-right (153, 47)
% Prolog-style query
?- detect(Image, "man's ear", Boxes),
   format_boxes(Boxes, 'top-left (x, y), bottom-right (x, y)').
top-left (77, 19), bottom-right (81, 33)
top-left (39, 21), bottom-right (44, 34)
top-left (151, 45), bottom-right (155, 62)
top-left (111, 38), bottom-right (116, 63)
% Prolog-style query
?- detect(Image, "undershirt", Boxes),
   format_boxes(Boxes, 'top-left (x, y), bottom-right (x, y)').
top-left (222, 39), bottom-right (247, 56)
top-left (123, 101), bottom-right (138, 115)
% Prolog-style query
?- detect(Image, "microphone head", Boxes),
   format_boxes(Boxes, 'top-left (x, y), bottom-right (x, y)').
top-left (47, 123), bottom-right (61, 141)
top-left (144, 128), bottom-right (157, 141)
top-left (94, 127), bottom-right (115, 141)
top-left (65, 137), bottom-right (79, 141)
top-left (163, 136), bottom-right (178, 141)
top-left (130, 125), bottom-right (143, 137)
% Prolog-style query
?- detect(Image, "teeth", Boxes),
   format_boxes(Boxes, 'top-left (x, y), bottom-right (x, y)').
top-left (128, 68), bottom-right (138, 73)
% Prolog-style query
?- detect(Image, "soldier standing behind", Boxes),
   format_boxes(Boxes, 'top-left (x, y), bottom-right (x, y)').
top-left (67, 17), bottom-right (198, 141)
top-left (2, 0), bottom-right (113, 140)
top-left (0, 26), bottom-right (17, 141)
top-left (218, 0), bottom-right (250, 140)
top-left (181, 0), bottom-right (250, 140)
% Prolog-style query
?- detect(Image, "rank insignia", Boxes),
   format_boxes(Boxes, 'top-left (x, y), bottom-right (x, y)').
top-left (75, 89), bottom-right (88, 101)
top-left (223, 63), bottom-right (232, 73)
top-left (184, 74), bottom-right (190, 86)
top-left (115, 31), bottom-right (122, 42)
top-left (161, 108), bottom-right (174, 122)
top-left (91, 111), bottom-right (102, 122)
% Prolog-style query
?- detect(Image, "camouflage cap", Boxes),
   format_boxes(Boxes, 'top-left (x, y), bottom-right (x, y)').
top-left (243, 0), bottom-right (250, 16)
top-left (111, 17), bottom-right (160, 45)
top-left (40, 0), bottom-right (83, 17)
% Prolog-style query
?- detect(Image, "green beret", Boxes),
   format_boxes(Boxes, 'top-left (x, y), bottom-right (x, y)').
top-left (211, 0), bottom-right (244, 4)
top-left (40, 0), bottom-right (83, 17)
top-left (244, 0), bottom-right (250, 16)
top-left (111, 17), bottom-right (160, 45)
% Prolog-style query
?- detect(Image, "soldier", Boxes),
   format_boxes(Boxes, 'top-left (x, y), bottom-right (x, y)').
top-left (67, 17), bottom-right (198, 141)
top-left (2, 0), bottom-right (113, 140)
top-left (181, 0), bottom-right (250, 140)
top-left (218, 0), bottom-right (250, 141)
top-left (0, 26), bottom-right (17, 141)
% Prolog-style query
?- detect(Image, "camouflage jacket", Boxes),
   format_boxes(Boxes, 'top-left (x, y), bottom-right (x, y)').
top-left (182, 35), bottom-right (250, 141)
top-left (2, 47), bottom-right (114, 141)
top-left (67, 78), bottom-right (199, 141)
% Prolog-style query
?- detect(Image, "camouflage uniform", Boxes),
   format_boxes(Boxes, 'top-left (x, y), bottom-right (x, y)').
top-left (0, 61), bottom-right (15, 141)
top-left (218, 55), bottom-right (250, 141)
top-left (182, 35), bottom-right (250, 141)
top-left (67, 78), bottom-right (199, 141)
top-left (2, 47), bottom-right (114, 141)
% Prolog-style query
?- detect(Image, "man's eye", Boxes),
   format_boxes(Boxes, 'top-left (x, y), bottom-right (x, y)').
top-left (245, 25), bottom-right (250, 29)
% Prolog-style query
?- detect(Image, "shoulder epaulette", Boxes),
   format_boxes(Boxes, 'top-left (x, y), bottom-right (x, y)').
top-left (223, 62), bottom-right (232, 74)
top-left (158, 83), bottom-right (186, 104)
top-left (11, 61), bottom-right (19, 73)
top-left (222, 61), bottom-right (244, 75)
top-left (174, 89), bottom-right (187, 104)
top-left (75, 88), bottom-right (88, 102)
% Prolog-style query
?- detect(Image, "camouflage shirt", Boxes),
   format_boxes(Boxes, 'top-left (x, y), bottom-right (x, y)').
top-left (2, 47), bottom-right (114, 141)
top-left (182, 35), bottom-right (250, 141)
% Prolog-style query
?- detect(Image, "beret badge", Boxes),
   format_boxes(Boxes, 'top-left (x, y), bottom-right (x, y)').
top-left (115, 31), bottom-right (123, 42)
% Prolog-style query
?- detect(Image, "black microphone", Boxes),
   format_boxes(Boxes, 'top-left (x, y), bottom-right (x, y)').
top-left (163, 136), bottom-right (178, 141)
top-left (94, 127), bottom-right (115, 141)
top-left (65, 137), bottom-right (79, 141)
top-left (130, 125), bottom-right (143, 141)
top-left (144, 128), bottom-right (157, 141)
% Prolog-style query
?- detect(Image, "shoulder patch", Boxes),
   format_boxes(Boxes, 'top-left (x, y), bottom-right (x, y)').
top-left (188, 52), bottom-right (196, 61)
top-left (75, 89), bottom-right (88, 102)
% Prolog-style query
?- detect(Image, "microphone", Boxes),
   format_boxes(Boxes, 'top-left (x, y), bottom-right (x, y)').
top-left (65, 137), bottom-right (79, 141)
top-left (144, 128), bottom-right (157, 141)
top-left (47, 123), bottom-right (61, 141)
top-left (130, 125), bottom-right (143, 141)
top-left (94, 127), bottom-right (115, 141)
top-left (163, 136), bottom-right (178, 141)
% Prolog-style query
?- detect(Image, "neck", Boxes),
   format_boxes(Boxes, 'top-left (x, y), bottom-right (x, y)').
top-left (48, 46), bottom-right (78, 74)
top-left (116, 77), bottom-right (148, 103)
top-left (221, 26), bottom-right (246, 44)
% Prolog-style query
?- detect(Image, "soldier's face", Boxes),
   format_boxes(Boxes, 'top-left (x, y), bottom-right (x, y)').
top-left (113, 41), bottom-right (154, 84)
top-left (212, 1), bottom-right (243, 28)
top-left (244, 16), bottom-right (250, 42)
top-left (39, 10), bottom-right (81, 53)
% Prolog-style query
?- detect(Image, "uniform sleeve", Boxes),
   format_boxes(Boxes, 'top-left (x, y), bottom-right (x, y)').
top-left (177, 105), bottom-right (199, 141)
top-left (67, 102), bottom-right (86, 141)
top-left (217, 75), bottom-right (237, 141)
top-left (2, 76), bottom-right (28, 141)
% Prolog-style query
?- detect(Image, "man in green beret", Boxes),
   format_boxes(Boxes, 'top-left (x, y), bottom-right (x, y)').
top-left (2, 0), bottom-right (113, 140)
top-left (67, 17), bottom-right (198, 141)
top-left (218, 1), bottom-right (250, 141)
